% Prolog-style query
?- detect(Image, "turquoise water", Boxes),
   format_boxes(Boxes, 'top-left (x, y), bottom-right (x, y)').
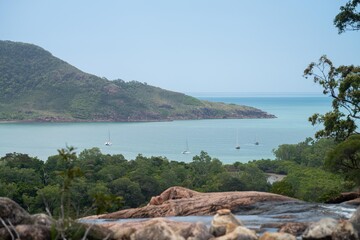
top-left (0, 94), bottom-right (332, 163)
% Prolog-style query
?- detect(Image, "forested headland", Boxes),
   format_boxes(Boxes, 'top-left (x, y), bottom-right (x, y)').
top-left (0, 40), bottom-right (274, 122)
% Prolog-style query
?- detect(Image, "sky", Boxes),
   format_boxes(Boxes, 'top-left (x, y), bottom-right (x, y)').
top-left (1, 0), bottom-right (359, 94)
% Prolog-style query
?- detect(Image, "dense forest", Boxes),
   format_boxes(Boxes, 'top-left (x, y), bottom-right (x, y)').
top-left (0, 40), bottom-right (274, 122)
top-left (0, 135), bottom-right (358, 218)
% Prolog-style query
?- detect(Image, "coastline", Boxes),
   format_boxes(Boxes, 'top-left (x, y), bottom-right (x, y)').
top-left (0, 114), bottom-right (276, 124)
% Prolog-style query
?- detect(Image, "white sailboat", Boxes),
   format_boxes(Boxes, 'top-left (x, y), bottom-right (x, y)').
top-left (182, 139), bottom-right (190, 154)
top-left (104, 131), bottom-right (112, 146)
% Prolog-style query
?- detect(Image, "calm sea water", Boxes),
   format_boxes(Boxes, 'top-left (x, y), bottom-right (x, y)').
top-left (0, 93), bottom-right (332, 163)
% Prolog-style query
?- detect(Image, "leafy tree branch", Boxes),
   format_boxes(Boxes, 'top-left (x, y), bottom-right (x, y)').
top-left (304, 55), bottom-right (360, 141)
top-left (334, 0), bottom-right (360, 33)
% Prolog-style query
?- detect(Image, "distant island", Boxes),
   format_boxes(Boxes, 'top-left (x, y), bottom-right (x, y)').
top-left (0, 40), bottom-right (275, 122)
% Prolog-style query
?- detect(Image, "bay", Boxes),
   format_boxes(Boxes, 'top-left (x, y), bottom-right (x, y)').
top-left (0, 93), bottom-right (332, 163)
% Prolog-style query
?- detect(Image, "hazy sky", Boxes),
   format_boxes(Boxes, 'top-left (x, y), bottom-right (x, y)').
top-left (1, 1), bottom-right (359, 94)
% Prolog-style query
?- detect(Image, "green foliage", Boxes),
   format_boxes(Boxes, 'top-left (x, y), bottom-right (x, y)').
top-left (215, 172), bottom-right (247, 191)
top-left (270, 181), bottom-right (295, 197)
top-left (271, 165), bottom-right (347, 202)
top-left (334, 0), bottom-right (360, 33)
top-left (304, 55), bottom-right (360, 141)
top-left (56, 146), bottom-right (83, 221)
top-left (225, 163), bottom-right (270, 191)
top-left (86, 181), bottom-right (124, 215)
top-left (0, 140), bottom-right (353, 214)
top-left (110, 177), bottom-right (144, 208)
top-left (35, 184), bottom-right (62, 216)
top-left (189, 151), bottom-right (225, 191)
top-left (273, 138), bottom-right (336, 167)
top-left (0, 148), bottom-right (281, 215)
top-left (250, 159), bottom-right (297, 174)
top-left (0, 165), bottom-right (43, 206)
top-left (325, 134), bottom-right (360, 186)
top-left (1, 153), bottom-right (43, 171)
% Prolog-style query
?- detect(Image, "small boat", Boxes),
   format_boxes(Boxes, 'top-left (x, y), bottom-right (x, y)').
top-left (235, 130), bottom-right (240, 150)
top-left (182, 139), bottom-right (190, 154)
top-left (254, 135), bottom-right (259, 145)
top-left (104, 131), bottom-right (112, 146)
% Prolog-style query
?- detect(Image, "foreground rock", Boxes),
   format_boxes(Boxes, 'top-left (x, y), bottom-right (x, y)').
top-left (209, 209), bottom-right (244, 237)
top-left (0, 197), bottom-right (31, 225)
top-left (302, 218), bottom-right (359, 240)
top-left (0, 197), bottom-right (113, 240)
top-left (104, 218), bottom-right (212, 240)
top-left (326, 192), bottom-right (360, 205)
top-left (260, 232), bottom-right (296, 240)
top-left (1, 195), bottom-right (360, 240)
top-left (96, 186), bottom-right (298, 219)
top-left (351, 207), bottom-right (360, 235)
top-left (101, 209), bottom-right (299, 240)
top-left (278, 222), bottom-right (310, 236)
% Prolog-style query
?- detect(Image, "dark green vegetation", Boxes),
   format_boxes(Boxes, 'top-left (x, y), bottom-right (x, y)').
top-left (298, 0), bottom-right (360, 198)
top-left (303, 0), bottom-right (359, 142)
top-left (334, 0), bottom-right (360, 33)
top-left (0, 135), bottom-right (358, 218)
top-left (0, 40), bottom-right (274, 122)
top-left (304, 55), bottom-right (360, 141)
top-left (269, 137), bottom-right (359, 202)
top-left (0, 148), bottom-right (270, 217)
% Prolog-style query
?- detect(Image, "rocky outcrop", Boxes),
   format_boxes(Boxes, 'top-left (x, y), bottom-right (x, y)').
top-left (302, 218), bottom-right (359, 240)
top-left (103, 209), bottom-right (259, 240)
top-left (347, 198), bottom-right (360, 206)
top-left (1, 195), bottom-right (360, 240)
top-left (0, 197), bottom-right (31, 225)
top-left (209, 209), bottom-right (244, 237)
top-left (351, 206), bottom-right (360, 235)
top-left (259, 232), bottom-right (296, 240)
top-left (107, 210), bottom-right (360, 240)
top-left (106, 218), bottom-right (212, 240)
top-left (95, 186), bottom-right (298, 219)
top-left (0, 197), bottom-right (114, 240)
top-left (326, 192), bottom-right (360, 205)
top-left (278, 222), bottom-right (310, 236)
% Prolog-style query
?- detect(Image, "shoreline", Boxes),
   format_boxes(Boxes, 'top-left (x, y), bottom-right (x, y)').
top-left (0, 115), bottom-right (276, 124)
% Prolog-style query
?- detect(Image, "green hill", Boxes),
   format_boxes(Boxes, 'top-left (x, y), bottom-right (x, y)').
top-left (0, 40), bottom-right (275, 122)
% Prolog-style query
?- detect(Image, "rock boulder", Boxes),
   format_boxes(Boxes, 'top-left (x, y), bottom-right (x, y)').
top-left (302, 218), bottom-right (359, 240)
top-left (350, 206), bottom-right (360, 236)
top-left (96, 186), bottom-right (298, 219)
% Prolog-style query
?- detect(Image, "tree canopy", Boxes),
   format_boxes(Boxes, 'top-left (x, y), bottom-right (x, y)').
top-left (303, 55), bottom-right (360, 141)
top-left (325, 134), bottom-right (360, 186)
top-left (334, 0), bottom-right (360, 33)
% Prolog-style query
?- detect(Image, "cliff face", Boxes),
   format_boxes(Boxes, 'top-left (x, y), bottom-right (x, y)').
top-left (0, 41), bottom-right (275, 122)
